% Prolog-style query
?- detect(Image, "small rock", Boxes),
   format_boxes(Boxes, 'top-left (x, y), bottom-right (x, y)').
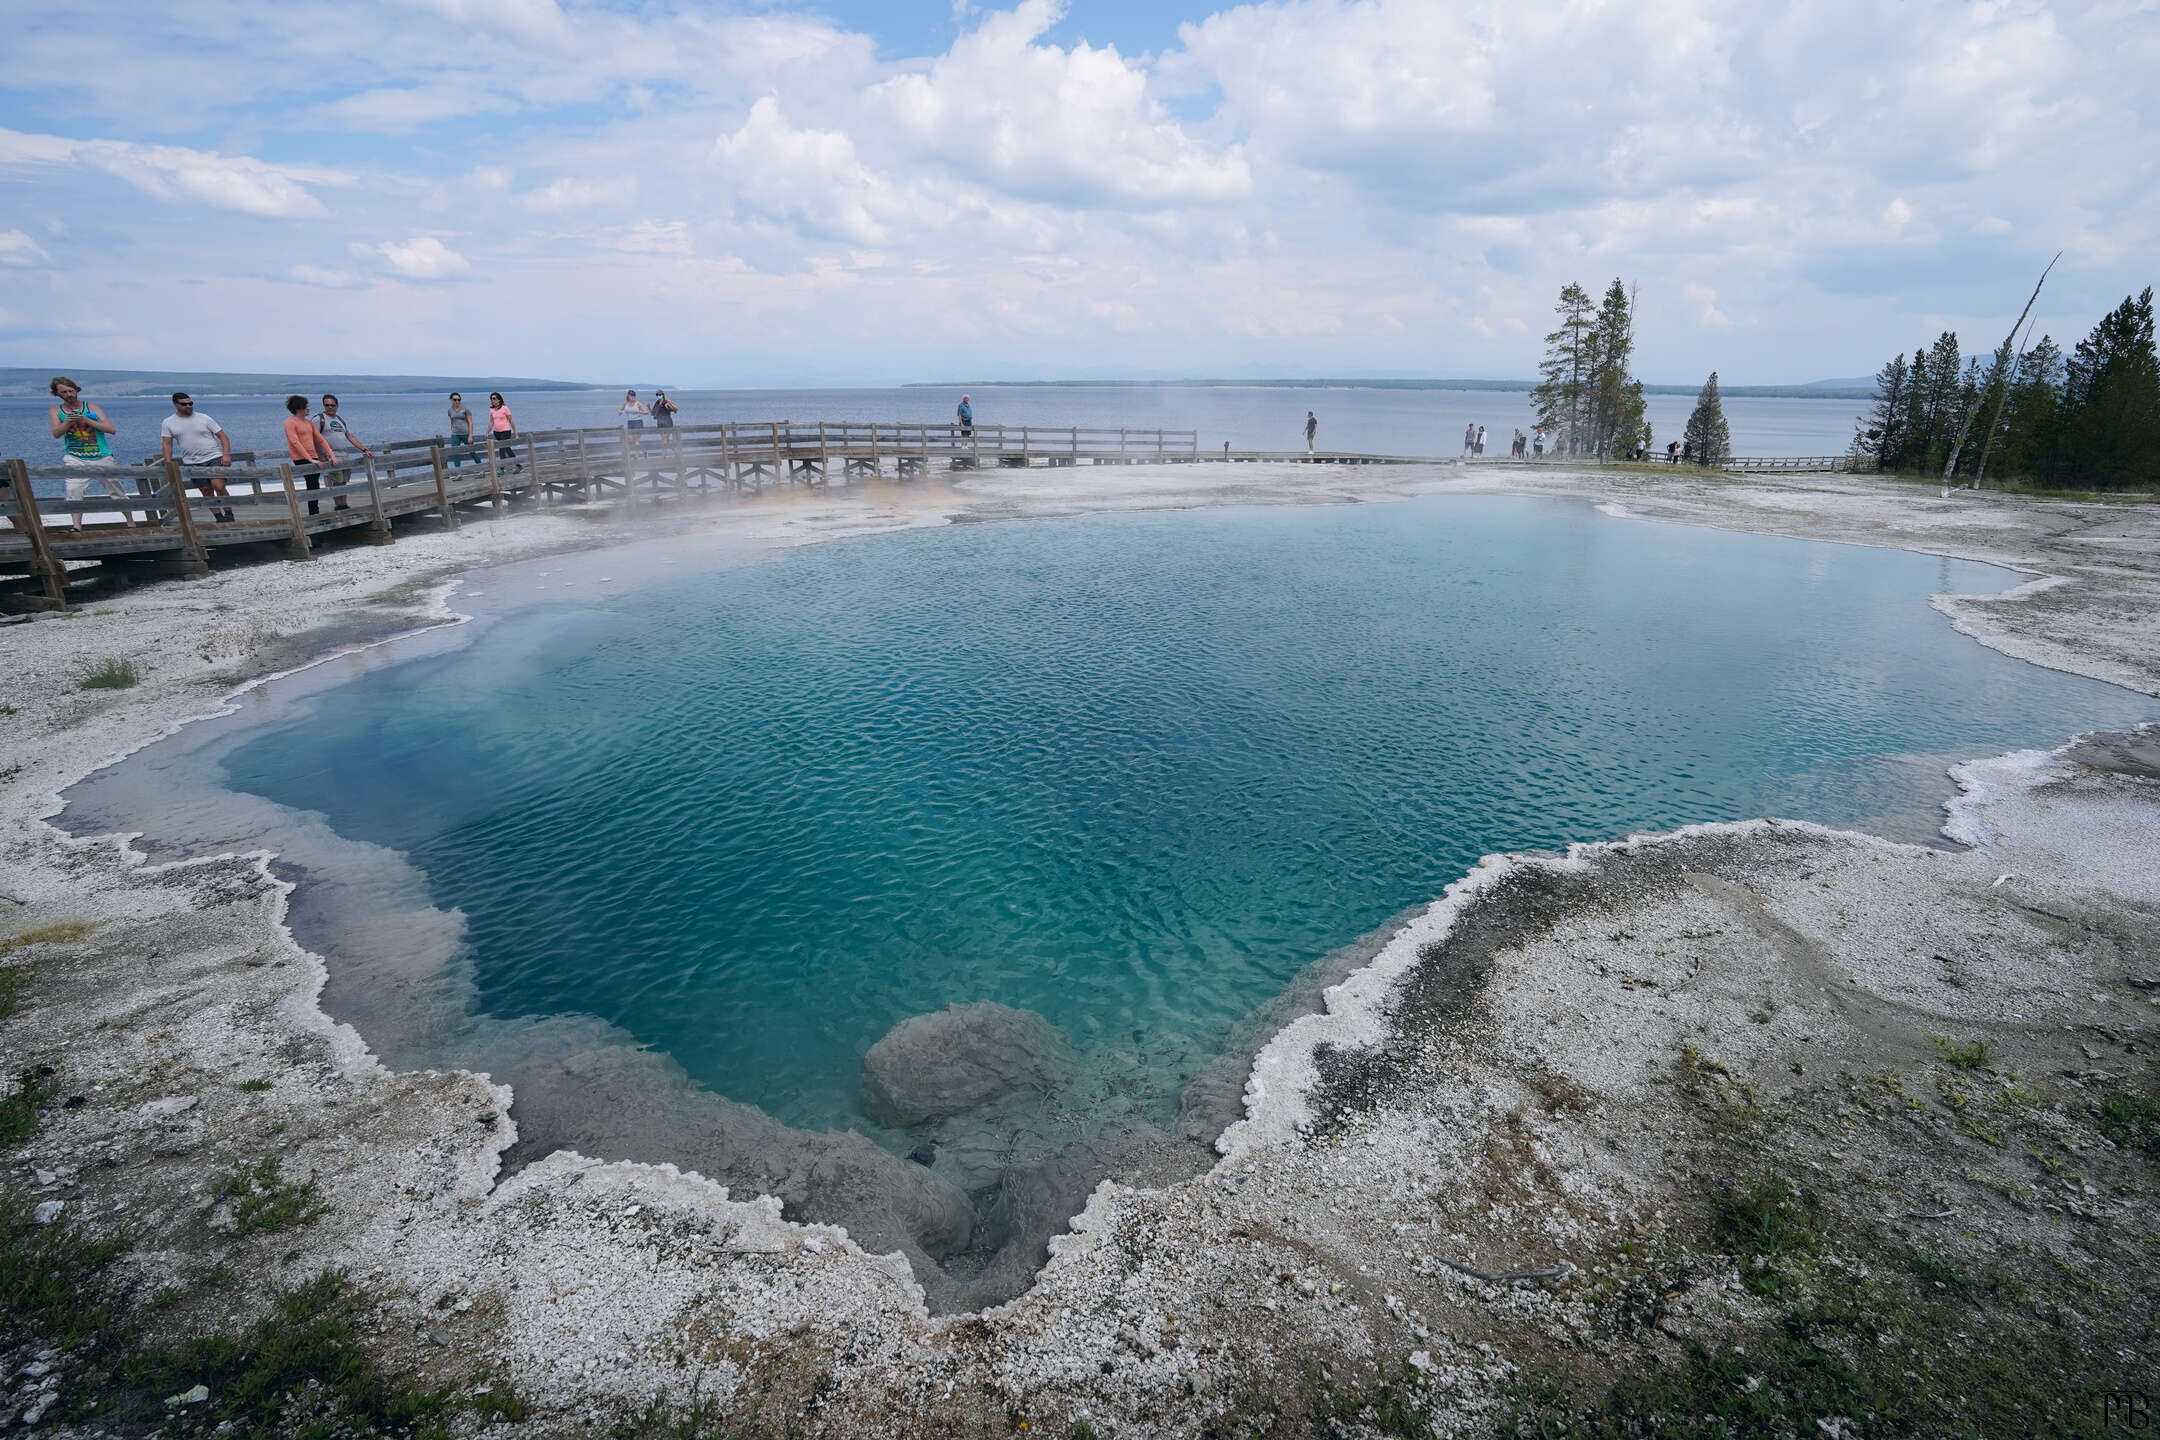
top-left (427, 1329), bottom-right (452, 1347)
top-left (138, 1096), bottom-right (199, 1120)
top-left (803, 1237), bottom-right (826, 1254)
top-left (164, 1383), bottom-right (210, 1408)
top-left (32, 1200), bottom-right (63, 1225)
top-left (34, 1169), bottom-right (55, 1186)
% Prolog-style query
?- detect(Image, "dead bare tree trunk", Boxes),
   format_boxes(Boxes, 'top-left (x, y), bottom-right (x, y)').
top-left (1971, 309), bottom-right (2041, 492)
top-left (1942, 251), bottom-right (2060, 489)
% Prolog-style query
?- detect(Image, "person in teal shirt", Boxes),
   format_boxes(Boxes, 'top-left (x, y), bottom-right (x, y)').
top-left (48, 375), bottom-right (137, 531)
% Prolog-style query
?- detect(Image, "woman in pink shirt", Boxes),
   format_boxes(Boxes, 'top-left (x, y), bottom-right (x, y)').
top-left (283, 394), bottom-right (342, 515)
top-left (488, 392), bottom-right (522, 473)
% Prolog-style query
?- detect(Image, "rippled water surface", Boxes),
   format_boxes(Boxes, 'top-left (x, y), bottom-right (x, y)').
top-left (207, 495), bottom-right (2152, 1139)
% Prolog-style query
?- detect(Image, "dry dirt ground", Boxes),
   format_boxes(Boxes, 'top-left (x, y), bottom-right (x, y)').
top-left (1, 462), bottom-right (2156, 1438)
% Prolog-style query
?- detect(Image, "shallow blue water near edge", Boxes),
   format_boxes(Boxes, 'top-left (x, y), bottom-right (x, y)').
top-left (214, 495), bottom-right (2153, 1136)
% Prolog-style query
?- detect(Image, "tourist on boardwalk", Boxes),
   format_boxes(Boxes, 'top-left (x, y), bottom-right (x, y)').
top-left (447, 392), bottom-right (475, 468)
top-left (1463, 422), bottom-right (1476, 456)
top-left (1667, 439), bottom-right (1681, 464)
top-left (1533, 426), bottom-right (1545, 456)
top-left (652, 390), bottom-right (678, 429)
top-left (284, 396), bottom-right (339, 515)
top-left (1306, 411), bottom-right (1318, 453)
top-left (160, 392), bottom-right (234, 521)
top-left (1476, 424), bottom-right (1487, 455)
top-left (313, 394), bottom-right (367, 510)
top-left (957, 395), bottom-right (974, 439)
top-left (48, 376), bottom-right (136, 531)
top-left (488, 392), bottom-right (522, 472)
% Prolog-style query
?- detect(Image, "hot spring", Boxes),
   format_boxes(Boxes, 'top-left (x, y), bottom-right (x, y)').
top-left (63, 492), bottom-right (2155, 1310)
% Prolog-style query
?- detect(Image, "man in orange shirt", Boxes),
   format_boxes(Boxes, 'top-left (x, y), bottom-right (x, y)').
top-left (284, 395), bottom-right (339, 515)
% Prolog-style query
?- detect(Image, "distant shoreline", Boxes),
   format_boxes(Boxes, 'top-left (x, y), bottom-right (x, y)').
top-left (909, 378), bottom-right (1880, 400)
top-left (1, 369), bottom-right (1880, 402)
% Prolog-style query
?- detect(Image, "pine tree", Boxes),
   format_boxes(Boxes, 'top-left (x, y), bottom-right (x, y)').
top-left (2061, 288), bottom-right (2160, 489)
top-left (1682, 371), bottom-right (1731, 466)
top-left (1994, 335), bottom-right (2065, 484)
top-left (1913, 331), bottom-right (1962, 471)
top-left (1584, 279), bottom-right (1648, 458)
top-left (1851, 353), bottom-right (1910, 465)
top-left (1897, 348), bottom-right (1930, 471)
top-left (1531, 283), bottom-right (1595, 453)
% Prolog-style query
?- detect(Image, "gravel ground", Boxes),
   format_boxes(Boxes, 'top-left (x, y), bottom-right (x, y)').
top-left (1, 462), bottom-right (2156, 1437)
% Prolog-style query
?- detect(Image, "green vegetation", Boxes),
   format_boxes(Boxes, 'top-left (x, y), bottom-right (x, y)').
top-left (1927, 1034), bottom-right (1993, 1069)
top-left (1853, 286), bottom-right (2160, 489)
top-left (1716, 1171), bottom-right (1821, 1298)
top-left (1531, 280), bottom-right (1650, 460)
top-left (1683, 371), bottom-right (1733, 468)
top-left (0, 1066), bottom-right (57, 1147)
top-left (0, 965), bottom-right (24, 1021)
top-left (215, 1156), bottom-right (326, 1236)
top-left (2098, 1089), bottom-right (2159, 1153)
top-left (77, 656), bottom-right (138, 690)
top-left (237, 1078), bottom-right (275, 1092)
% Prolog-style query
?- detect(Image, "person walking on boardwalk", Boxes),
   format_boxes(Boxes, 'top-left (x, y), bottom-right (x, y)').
top-left (1305, 411), bottom-right (1318, 454)
top-left (652, 390), bottom-right (678, 429)
top-left (1463, 422), bottom-right (1476, 456)
top-left (313, 394), bottom-right (368, 510)
top-left (447, 391), bottom-right (475, 468)
top-left (1476, 423), bottom-right (1487, 455)
top-left (1533, 426), bottom-right (1545, 457)
top-left (488, 392), bottom-right (522, 472)
top-left (48, 376), bottom-right (136, 531)
top-left (159, 392), bottom-right (234, 521)
top-left (284, 395), bottom-right (339, 515)
top-left (956, 395), bottom-right (974, 439)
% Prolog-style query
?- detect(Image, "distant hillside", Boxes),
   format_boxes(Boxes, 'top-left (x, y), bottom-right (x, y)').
top-left (916, 377), bottom-right (1879, 400)
top-left (0, 368), bottom-right (602, 398)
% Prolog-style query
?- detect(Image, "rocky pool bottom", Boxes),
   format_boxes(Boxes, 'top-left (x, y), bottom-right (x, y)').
top-left (51, 491), bottom-right (2158, 1312)
top-left (2, 460), bottom-right (2157, 1435)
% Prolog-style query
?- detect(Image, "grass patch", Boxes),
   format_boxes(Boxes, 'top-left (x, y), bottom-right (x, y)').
top-left (121, 1270), bottom-right (454, 1435)
top-left (1716, 1171), bottom-right (1822, 1298)
top-left (2097, 1089), bottom-right (2159, 1153)
top-left (216, 1156), bottom-right (326, 1236)
top-left (237, 1078), bottom-right (274, 1092)
top-left (0, 918), bottom-right (96, 955)
top-left (76, 656), bottom-right (139, 690)
top-left (0, 1065), bottom-right (58, 1147)
top-left (1908, 1250), bottom-right (1972, 1300)
top-left (0, 965), bottom-right (24, 1022)
top-left (0, 1192), bottom-right (126, 1349)
top-left (1927, 1034), bottom-right (1993, 1070)
top-left (1305, 1357), bottom-right (1433, 1437)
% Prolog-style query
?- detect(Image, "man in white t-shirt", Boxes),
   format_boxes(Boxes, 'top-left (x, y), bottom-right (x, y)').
top-left (158, 392), bottom-right (234, 521)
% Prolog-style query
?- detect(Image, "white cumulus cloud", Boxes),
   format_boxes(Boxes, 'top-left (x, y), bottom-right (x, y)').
top-left (0, 128), bottom-right (350, 218)
top-left (369, 236), bottom-right (472, 279)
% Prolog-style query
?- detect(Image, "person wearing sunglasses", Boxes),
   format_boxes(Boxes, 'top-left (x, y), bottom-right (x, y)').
top-left (159, 393), bottom-right (235, 522)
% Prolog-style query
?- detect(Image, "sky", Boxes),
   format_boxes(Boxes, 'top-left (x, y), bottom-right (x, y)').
top-left (0, 0), bottom-right (2154, 387)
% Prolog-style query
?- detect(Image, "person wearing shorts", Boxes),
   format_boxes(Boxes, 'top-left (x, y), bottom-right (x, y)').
top-left (312, 394), bottom-right (369, 510)
top-left (448, 392), bottom-right (476, 468)
top-left (49, 375), bottom-right (136, 530)
top-left (160, 393), bottom-right (235, 522)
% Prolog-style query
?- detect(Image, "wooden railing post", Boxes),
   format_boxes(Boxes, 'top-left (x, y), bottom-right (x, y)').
top-left (429, 445), bottom-right (460, 529)
top-left (360, 454), bottom-right (392, 543)
top-left (276, 463), bottom-right (313, 559)
top-left (770, 421), bottom-right (783, 483)
top-left (161, 459), bottom-right (210, 573)
top-left (4, 459), bottom-right (68, 608)
top-left (574, 429), bottom-right (592, 499)
top-left (1119, 428), bottom-right (1127, 463)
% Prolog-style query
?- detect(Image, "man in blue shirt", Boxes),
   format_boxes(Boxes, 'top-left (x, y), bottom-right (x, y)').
top-left (957, 395), bottom-right (973, 438)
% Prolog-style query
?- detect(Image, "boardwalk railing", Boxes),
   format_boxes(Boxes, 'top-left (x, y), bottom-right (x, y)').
top-left (0, 420), bottom-right (1204, 608)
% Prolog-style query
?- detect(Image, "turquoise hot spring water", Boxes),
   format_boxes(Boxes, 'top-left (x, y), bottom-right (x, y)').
top-left (63, 493), bottom-right (2156, 1307)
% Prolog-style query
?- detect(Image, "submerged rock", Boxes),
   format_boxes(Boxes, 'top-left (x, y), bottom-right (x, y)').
top-left (860, 1002), bottom-right (1074, 1128)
